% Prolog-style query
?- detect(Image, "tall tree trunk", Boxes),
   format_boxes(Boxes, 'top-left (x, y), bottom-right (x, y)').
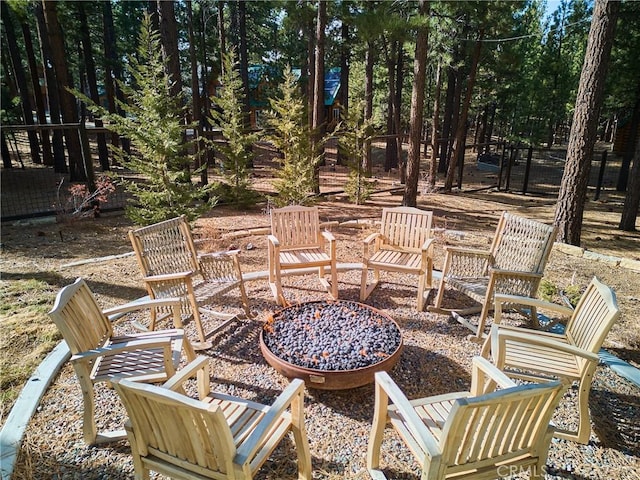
top-left (439, 66), bottom-right (455, 173)
top-left (363, 41), bottom-right (374, 175)
top-left (337, 20), bottom-right (350, 166)
top-left (616, 80), bottom-right (640, 191)
top-left (158, 0), bottom-right (183, 101)
top-left (445, 31), bottom-right (483, 192)
top-left (2, 2), bottom-right (42, 165)
top-left (395, 41), bottom-right (405, 182)
top-left (554, 0), bottom-right (620, 245)
top-left (77, 2), bottom-right (109, 171)
top-left (147, 1), bottom-right (160, 33)
top-left (484, 102), bottom-right (496, 153)
top-left (312, 0), bottom-right (326, 192)
top-left (383, 38), bottom-right (397, 172)
top-left (619, 134), bottom-right (640, 231)
top-left (42, 0), bottom-right (85, 180)
top-left (403, 1), bottom-right (429, 207)
top-left (187, 0), bottom-right (206, 185)
top-left (35, 1), bottom-right (65, 172)
top-left (20, 16), bottom-right (53, 166)
top-left (428, 62), bottom-right (442, 189)
top-left (238, 0), bottom-right (250, 131)
top-left (306, 15), bottom-right (315, 128)
top-left (217, 1), bottom-right (226, 74)
top-left (103, 0), bottom-right (126, 154)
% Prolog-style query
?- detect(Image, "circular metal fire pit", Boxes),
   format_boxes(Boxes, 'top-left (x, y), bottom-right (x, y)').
top-left (260, 300), bottom-right (403, 390)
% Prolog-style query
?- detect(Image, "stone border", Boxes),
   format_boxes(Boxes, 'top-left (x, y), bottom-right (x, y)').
top-left (553, 242), bottom-right (640, 272)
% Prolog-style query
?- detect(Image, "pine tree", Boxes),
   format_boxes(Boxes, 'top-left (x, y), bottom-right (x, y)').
top-left (208, 51), bottom-right (258, 208)
top-left (264, 66), bottom-right (320, 206)
top-left (338, 101), bottom-right (376, 205)
top-left (75, 13), bottom-right (214, 225)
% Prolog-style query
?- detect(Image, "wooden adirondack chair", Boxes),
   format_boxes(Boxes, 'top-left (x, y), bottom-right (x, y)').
top-left (268, 206), bottom-right (338, 306)
top-left (482, 277), bottom-right (621, 444)
top-left (432, 211), bottom-right (557, 341)
top-left (113, 356), bottom-right (313, 480)
top-left (367, 357), bottom-right (566, 480)
top-left (129, 215), bottom-right (250, 350)
top-left (360, 207), bottom-right (435, 311)
top-left (48, 278), bottom-right (195, 445)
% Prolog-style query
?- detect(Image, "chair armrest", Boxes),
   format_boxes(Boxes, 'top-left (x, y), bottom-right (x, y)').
top-left (489, 269), bottom-right (544, 281)
top-left (267, 234), bottom-right (280, 248)
top-left (373, 371), bottom-right (441, 460)
top-left (198, 249), bottom-right (241, 261)
top-left (441, 247), bottom-right (492, 277)
top-left (143, 271), bottom-right (195, 283)
top-left (102, 297), bottom-right (182, 317)
top-left (421, 237), bottom-right (436, 252)
top-left (322, 230), bottom-right (336, 243)
top-left (363, 232), bottom-right (383, 245)
top-left (492, 326), bottom-right (600, 363)
top-left (470, 356), bottom-right (516, 394)
top-left (444, 246), bottom-right (491, 258)
top-left (162, 355), bottom-right (210, 396)
top-left (234, 378), bottom-right (307, 465)
top-left (70, 337), bottom-right (173, 363)
top-left (494, 294), bottom-right (574, 318)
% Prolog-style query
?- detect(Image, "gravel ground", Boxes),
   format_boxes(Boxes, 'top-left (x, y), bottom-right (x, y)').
top-left (6, 204), bottom-right (640, 479)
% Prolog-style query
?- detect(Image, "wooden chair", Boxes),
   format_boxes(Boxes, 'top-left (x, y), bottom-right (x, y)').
top-left (113, 356), bottom-right (313, 480)
top-left (268, 205), bottom-right (338, 306)
top-left (129, 215), bottom-right (250, 350)
top-left (367, 356), bottom-right (566, 480)
top-left (432, 211), bottom-right (557, 341)
top-left (48, 278), bottom-right (195, 445)
top-left (360, 207), bottom-right (435, 311)
top-left (482, 277), bottom-right (620, 444)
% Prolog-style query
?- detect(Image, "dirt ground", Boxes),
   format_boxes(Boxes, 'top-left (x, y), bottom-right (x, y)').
top-left (2, 187), bottom-right (640, 479)
top-left (2, 187), bottom-right (639, 362)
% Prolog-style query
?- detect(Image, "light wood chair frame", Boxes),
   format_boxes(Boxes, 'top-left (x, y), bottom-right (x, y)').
top-left (129, 215), bottom-right (251, 350)
top-left (113, 356), bottom-right (312, 480)
top-left (367, 356), bottom-right (566, 480)
top-left (432, 211), bottom-right (557, 341)
top-left (481, 277), bottom-right (621, 444)
top-left (267, 205), bottom-right (338, 306)
top-left (48, 277), bottom-right (195, 445)
top-left (360, 207), bottom-right (435, 311)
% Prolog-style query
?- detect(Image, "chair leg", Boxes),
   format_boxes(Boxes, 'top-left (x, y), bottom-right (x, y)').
top-left (367, 381), bottom-right (388, 474)
top-left (469, 300), bottom-right (492, 343)
top-left (269, 272), bottom-right (286, 306)
top-left (417, 272), bottom-right (427, 311)
top-left (360, 266), bottom-right (380, 302)
top-left (74, 363), bottom-right (97, 445)
top-left (291, 394), bottom-right (312, 480)
top-left (555, 372), bottom-right (595, 444)
top-left (329, 263), bottom-right (338, 300)
top-left (433, 277), bottom-right (446, 309)
top-left (238, 282), bottom-right (252, 318)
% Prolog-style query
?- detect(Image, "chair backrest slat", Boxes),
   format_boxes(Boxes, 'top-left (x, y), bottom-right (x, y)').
top-left (440, 381), bottom-right (564, 469)
top-left (567, 277), bottom-right (620, 353)
top-left (129, 216), bottom-right (200, 277)
top-left (491, 212), bottom-right (557, 273)
top-left (380, 207), bottom-right (433, 252)
top-left (271, 206), bottom-right (322, 248)
top-left (114, 379), bottom-right (236, 476)
top-left (48, 278), bottom-right (112, 354)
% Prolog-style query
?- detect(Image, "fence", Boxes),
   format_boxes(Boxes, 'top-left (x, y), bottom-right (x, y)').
top-left (1, 126), bottom-right (625, 221)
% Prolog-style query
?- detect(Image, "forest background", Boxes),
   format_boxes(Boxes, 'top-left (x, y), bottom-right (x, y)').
top-left (2, 0), bottom-right (639, 238)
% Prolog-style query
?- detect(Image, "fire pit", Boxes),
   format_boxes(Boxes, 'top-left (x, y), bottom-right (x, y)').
top-left (260, 300), bottom-right (403, 390)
